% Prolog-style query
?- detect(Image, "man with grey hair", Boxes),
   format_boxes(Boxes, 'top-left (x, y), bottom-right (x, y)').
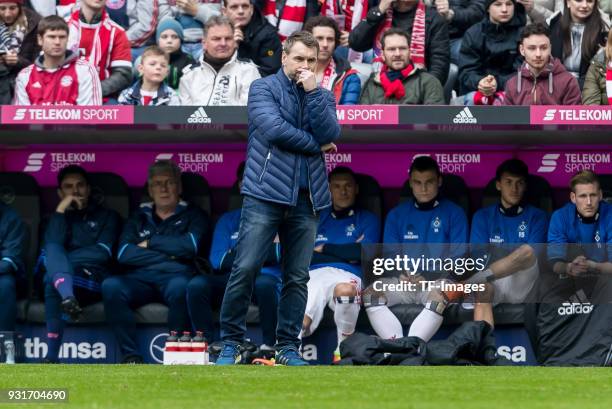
top-left (178, 14), bottom-right (261, 105)
top-left (102, 160), bottom-right (209, 363)
top-left (216, 31), bottom-right (341, 366)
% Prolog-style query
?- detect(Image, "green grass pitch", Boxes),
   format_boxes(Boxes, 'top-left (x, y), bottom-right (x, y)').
top-left (1, 365), bottom-right (612, 409)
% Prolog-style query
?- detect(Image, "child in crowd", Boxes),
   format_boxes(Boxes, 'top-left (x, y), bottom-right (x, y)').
top-left (119, 45), bottom-right (179, 105)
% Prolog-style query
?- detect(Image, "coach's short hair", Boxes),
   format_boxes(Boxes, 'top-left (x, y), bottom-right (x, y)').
top-left (57, 165), bottom-right (89, 187)
top-left (282, 31), bottom-right (319, 54)
top-left (570, 170), bottom-right (600, 192)
top-left (496, 159), bottom-right (529, 181)
top-left (410, 156), bottom-right (440, 177)
top-left (381, 28), bottom-right (411, 50)
top-left (203, 15), bottom-right (234, 39)
top-left (38, 15), bottom-right (69, 37)
top-left (148, 160), bottom-right (182, 184)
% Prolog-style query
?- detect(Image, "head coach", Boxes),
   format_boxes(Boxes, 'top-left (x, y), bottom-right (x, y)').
top-left (217, 30), bottom-right (341, 366)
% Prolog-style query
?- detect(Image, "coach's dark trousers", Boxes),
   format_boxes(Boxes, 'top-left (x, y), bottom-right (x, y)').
top-left (220, 192), bottom-right (318, 351)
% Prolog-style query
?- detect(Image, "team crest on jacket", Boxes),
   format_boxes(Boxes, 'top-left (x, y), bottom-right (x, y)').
top-left (518, 221), bottom-right (527, 238)
top-left (87, 221), bottom-right (98, 229)
top-left (60, 75), bottom-right (73, 87)
top-left (346, 224), bottom-right (355, 237)
top-left (431, 217), bottom-right (441, 233)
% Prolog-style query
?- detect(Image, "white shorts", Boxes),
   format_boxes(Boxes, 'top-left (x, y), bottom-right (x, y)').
top-left (304, 267), bottom-right (361, 334)
top-left (373, 276), bottom-right (430, 307)
top-left (492, 261), bottom-right (539, 305)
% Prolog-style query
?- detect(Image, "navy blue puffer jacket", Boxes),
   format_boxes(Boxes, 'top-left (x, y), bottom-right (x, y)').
top-left (242, 69), bottom-right (341, 211)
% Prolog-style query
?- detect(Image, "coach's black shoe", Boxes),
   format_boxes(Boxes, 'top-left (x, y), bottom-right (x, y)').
top-left (61, 296), bottom-right (83, 321)
top-left (121, 355), bottom-right (144, 364)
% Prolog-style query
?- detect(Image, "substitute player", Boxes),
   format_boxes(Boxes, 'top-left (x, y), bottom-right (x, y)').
top-left (363, 156), bottom-right (468, 339)
top-left (301, 167), bottom-right (380, 362)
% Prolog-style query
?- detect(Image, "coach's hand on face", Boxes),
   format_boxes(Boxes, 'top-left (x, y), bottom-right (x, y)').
top-left (296, 68), bottom-right (316, 92)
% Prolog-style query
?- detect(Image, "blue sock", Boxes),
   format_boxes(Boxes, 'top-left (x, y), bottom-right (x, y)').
top-left (52, 273), bottom-right (74, 300)
top-left (46, 319), bottom-right (65, 362)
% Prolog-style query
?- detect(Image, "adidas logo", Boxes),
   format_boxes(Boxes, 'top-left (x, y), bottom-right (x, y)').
top-left (187, 107), bottom-right (212, 124)
top-left (453, 107), bottom-right (477, 124)
top-left (557, 290), bottom-right (593, 316)
top-left (32, 81), bottom-right (42, 88)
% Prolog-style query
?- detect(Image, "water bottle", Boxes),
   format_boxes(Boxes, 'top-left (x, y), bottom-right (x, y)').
top-left (165, 331), bottom-right (179, 352)
top-left (178, 331), bottom-right (192, 352)
top-left (191, 331), bottom-right (208, 352)
top-left (4, 340), bottom-right (15, 364)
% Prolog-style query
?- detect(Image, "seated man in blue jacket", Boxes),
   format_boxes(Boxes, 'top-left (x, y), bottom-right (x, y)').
top-left (103, 160), bottom-right (209, 363)
top-left (301, 167), bottom-right (380, 362)
top-left (187, 163), bottom-right (281, 349)
top-left (363, 156), bottom-right (469, 339)
top-left (42, 165), bottom-right (120, 363)
top-left (0, 203), bottom-right (26, 335)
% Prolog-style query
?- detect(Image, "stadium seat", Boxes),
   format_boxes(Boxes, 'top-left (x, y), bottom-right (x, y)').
top-left (0, 173), bottom-right (41, 321)
top-left (600, 174), bottom-right (612, 204)
top-left (399, 173), bottom-right (470, 216)
top-left (179, 173), bottom-right (212, 216)
top-left (88, 172), bottom-right (131, 219)
top-left (481, 174), bottom-right (554, 213)
top-left (228, 180), bottom-right (242, 211)
top-left (354, 173), bottom-right (384, 220)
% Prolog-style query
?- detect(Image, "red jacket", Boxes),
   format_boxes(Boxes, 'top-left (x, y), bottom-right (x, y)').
top-left (503, 57), bottom-right (582, 106)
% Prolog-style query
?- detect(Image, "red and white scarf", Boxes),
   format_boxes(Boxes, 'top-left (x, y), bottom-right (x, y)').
top-left (606, 61), bottom-right (612, 105)
top-left (379, 64), bottom-right (415, 100)
top-left (374, 1), bottom-right (426, 69)
top-left (67, 9), bottom-right (113, 76)
top-left (319, 58), bottom-right (337, 90)
top-left (263, 0), bottom-right (307, 41)
top-left (320, 0), bottom-right (368, 61)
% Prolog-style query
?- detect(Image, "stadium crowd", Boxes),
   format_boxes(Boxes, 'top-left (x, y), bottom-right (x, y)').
top-left (1, 0), bottom-right (612, 106)
top-left (0, 157), bottom-right (610, 364)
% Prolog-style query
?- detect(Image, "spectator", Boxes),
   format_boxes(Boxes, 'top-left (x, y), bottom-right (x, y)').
top-left (318, 0), bottom-right (369, 62)
top-left (582, 29), bottom-right (612, 104)
top-left (0, 0), bottom-right (41, 104)
top-left (529, 0), bottom-right (610, 25)
top-left (222, 0), bottom-right (281, 77)
top-left (103, 160), bottom-right (209, 364)
top-left (258, 0), bottom-right (320, 41)
top-left (168, 0), bottom-right (221, 60)
top-left (14, 15), bottom-right (102, 105)
top-left (303, 15), bottom-right (361, 105)
top-left (433, 0), bottom-right (487, 65)
top-left (67, 0), bottom-right (132, 102)
top-left (349, 0), bottom-right (450, 86)
top-left (133, 18), bottom-right (195, 90)
top-left (301, 166), bottom-right (380, 363)
top-left (548, 0), bottom-right (608, 89)
top-left (458, 0), bottom-right (526, 105)
top-left (359, 28), bottom-right (445, 104)
top-left (25, 0), bottom-right (56, 17)
top-left (178, 15), bottom-right (260, 105)
top-left (41, 165), bottom-right (120, 364)
top-left (504, 22), bottom-right (581, 104)
top-left (120, 0), bottom-right (172, 57)
top-left (119, 45), bottom-right (179, 105)
top-left (0, 202), bottom-right (26, 336)
top-left (187, 162), bottom-right (281, 350)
